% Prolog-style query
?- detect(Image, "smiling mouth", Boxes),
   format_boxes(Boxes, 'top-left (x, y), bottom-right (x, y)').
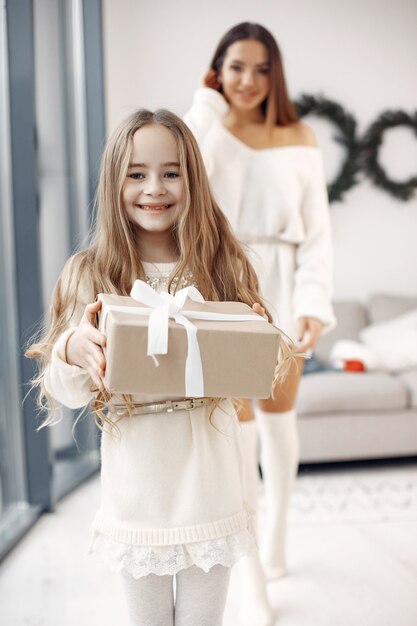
top-left (137, 204), bottom-right (173, 211)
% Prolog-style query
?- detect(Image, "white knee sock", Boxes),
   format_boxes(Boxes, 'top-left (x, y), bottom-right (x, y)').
top-left (232, 552), bottom-right (274, 626)
top-left (255, 408), bottom-right (299, 580)
top-left (175, 564), bottom-right (230, 626)
top-left (239, 419), bottom-right (260, 513)
top-left (233, 421), bottom-right (273, 625)
top-left (120, 570), bottom-right (174, 626)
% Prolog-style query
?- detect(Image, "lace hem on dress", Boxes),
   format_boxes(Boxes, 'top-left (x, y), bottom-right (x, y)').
top-left (89, 527), bottom-right (256, 578)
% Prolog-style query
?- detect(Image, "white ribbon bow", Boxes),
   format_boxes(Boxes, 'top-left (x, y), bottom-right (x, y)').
top-left (101, 280), bottom-right (265, 397)
top-left (130, 280), bottom-right (206, 396)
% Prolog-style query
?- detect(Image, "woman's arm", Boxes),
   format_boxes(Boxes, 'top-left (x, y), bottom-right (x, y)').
top-left (292, 150), bottom-right (336, 337)
top-left (183, 71), bottom-right (229, 144)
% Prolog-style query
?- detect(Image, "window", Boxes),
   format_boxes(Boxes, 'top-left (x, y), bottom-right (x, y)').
top-left (0, 0), bottom-right (105, 560)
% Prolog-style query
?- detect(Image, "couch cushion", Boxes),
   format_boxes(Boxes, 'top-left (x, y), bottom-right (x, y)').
top-left (297, 371), bottom-right (408, 415)
top-left (359, 309), bottom-right (417, 371)
top-left (397, 369), bottom-right (417, 408)
top-left (314, 301), bottom-right (368, 363)
top-left (368, 293), bottom-right (417, 324)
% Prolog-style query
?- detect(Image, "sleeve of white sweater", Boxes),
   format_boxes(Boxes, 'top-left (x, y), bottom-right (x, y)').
top-left (183, 87), bottom-right (229, 144)
top-left (44, 329), bottom-right (95, 408)
top-left (292, 152), bottom-right (336, 332)
top-left (44, 261), bottom-right (96, 409)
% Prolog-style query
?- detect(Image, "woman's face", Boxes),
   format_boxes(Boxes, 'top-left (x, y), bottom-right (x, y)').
top-left (218, 39), bottom-right (270, 113)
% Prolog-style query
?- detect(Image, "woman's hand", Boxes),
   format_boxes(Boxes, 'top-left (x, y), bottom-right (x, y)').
top-left (202, 68), bottom-right (221, 90)
top-left (294, 317), bottom-right (323, 353)
top-left (252, 302), bottom-right (268, 321)
top-left (65, 300), bottom-right (107, 390)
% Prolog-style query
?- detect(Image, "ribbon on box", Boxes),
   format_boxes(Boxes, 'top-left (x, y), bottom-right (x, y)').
top-left (101, 280), bottom-right (266, 397)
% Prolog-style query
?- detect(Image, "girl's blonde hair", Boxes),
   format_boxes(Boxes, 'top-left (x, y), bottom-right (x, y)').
top-left (26, 109), bottom-right (292, 427)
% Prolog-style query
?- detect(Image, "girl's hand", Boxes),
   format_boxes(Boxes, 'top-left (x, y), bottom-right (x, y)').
top-left (294, 317), bottom-right (323, 353)
top-left (202, 68), bottom-right (221, 90)
top-left (252, 302), bottom-right (268, 321)
top-left (65, 300), bottom-right (107, 390)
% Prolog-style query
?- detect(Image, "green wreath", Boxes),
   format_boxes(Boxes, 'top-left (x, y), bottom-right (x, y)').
top-left (295, 94), bottom-right (361, 203)
top-left (360, 110), bottom-right (417, 201)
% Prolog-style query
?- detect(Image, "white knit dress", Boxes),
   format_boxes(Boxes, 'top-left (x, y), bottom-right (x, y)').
top-left (184, 88), bottom-right (336, 338)
top-left (44, 261), bottom-right (255, 579)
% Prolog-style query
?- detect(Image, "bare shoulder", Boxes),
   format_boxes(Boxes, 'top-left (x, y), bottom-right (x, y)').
top-left (274, 121), bottom-right (317, 147)
top-left (291, 121), bottom-right (318, 147)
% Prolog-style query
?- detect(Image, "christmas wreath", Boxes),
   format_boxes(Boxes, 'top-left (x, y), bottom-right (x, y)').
top-left (295, 94), bottom-right (361, 203)
top-left (360, 110), bottom-right (417, 201)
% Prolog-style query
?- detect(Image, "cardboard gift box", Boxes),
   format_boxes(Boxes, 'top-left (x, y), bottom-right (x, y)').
top-left (98, 281), bottom-right (281, 399)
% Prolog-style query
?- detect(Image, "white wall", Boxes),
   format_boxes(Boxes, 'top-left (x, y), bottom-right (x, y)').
top-left (103, 0), bottom-right (417, 301)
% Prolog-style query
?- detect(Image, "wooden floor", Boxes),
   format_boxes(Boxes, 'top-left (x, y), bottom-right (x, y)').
top-left (1, 460), bottom-right (417, 626)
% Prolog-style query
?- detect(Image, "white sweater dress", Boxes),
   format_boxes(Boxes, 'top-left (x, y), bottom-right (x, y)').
top-left (184, 88), bottom-right (336, 338)
top-left (44, 261), bottom-right (255, 579)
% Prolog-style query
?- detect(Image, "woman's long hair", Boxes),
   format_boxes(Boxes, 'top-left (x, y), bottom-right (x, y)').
top-left (209, 22), bottom-right (298, 127)
top-left (27, 109), bottom-right (292, 425)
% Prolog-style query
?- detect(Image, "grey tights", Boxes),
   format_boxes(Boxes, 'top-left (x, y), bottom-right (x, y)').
top-left (120, 564), bottom-right (231, 626)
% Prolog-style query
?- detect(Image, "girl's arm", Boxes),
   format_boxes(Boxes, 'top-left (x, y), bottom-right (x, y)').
top-left (183, 71), bottom-right (229, 144)
top-left (44, 267), bottom-right (106, 409)
top-left (292, 152), bottom-right (336, 339)
top-left (44, 330), bottom-right (96, 409)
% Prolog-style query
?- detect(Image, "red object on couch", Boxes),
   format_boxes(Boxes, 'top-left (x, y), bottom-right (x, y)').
top-left (344, 360), bottom-right (366, 372)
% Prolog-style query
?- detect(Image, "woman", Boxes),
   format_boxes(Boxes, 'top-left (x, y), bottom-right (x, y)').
top-left (185, 22), bottom-right (335, 625)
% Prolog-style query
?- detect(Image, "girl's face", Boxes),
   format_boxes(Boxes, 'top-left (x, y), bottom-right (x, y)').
top-left (218, 39), bottom-right (270, 113)
top-left (123, 123), bottom-right (184, 234)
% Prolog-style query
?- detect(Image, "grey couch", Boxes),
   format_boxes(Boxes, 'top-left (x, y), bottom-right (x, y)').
top-left (297, 294), bottom-right (417, 463)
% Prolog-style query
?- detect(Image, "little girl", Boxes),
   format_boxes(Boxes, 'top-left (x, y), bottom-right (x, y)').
top-left (27, 109), bottom-right (290, 625)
